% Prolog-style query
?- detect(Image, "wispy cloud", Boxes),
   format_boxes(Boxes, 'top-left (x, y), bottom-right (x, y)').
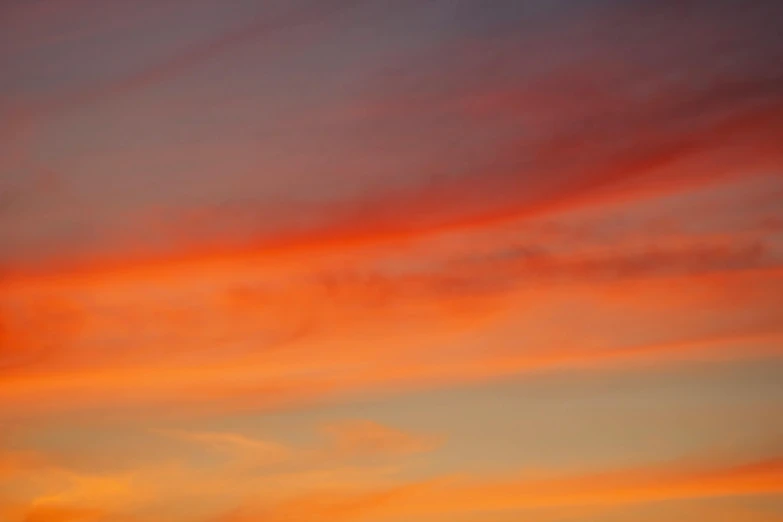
top-left (4, 433), bottom-right (780, 522)
top-left (1, 2), bottom-right (781, 521)
top-left (213, 456), bottom-right (783, 522)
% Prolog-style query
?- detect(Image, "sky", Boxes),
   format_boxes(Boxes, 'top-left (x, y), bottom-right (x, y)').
top-left (1, 0), bottom-right (782, 521)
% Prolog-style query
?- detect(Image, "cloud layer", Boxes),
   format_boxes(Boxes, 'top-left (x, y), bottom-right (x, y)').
top-left (1, 1), bottom-right (782, 521)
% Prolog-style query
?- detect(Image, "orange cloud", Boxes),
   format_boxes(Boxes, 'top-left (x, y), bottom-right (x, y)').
top-left (2, 4), bottom-right (781, 522)
top-left (0, 449), bottom-right (49, 480)
top-left (211, 456), bottom-right (783, 522)
top-left (0, 420), bottom-right (438, 522)
top-left (22, 505), bottom-right (104, 522)
top-left (1, 213), bottom-right (781, 416)
top-left (3, 87), bottom-right (782, 285)
top-left (320, 420), bottom-right (443, 458)
top-left (3, 423), bottom-right (780, 522)
top-left (158, 429), bottom-right (294, 469)
top-left (430, 457), bottom-right (783, 512)
top-left (0, 319), bottom-right (779, 417)
top-left (155, 419), bottom-right (441, 476)
top-left (216, 480), bottom-right (435, 522)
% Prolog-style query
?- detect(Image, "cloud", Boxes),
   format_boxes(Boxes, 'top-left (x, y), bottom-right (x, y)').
top-left (320, 420), bottom-right (443, 458)
top-left (0, 450), bottom-right (135, 522)
top-left (4, 425), bottom-right (780, 522)
top-left (1, 3), bottom-right (781, 521)
top-left (214, 480), bottom-right (436, 522)
top-left (399, 457), bottom-right (783, 515)
top-left (3, 1), bottom-right (363, 114)
top-left (210, 455), bottom-right (783, 522)
top-left (156, 420), bottom-right (441, 471)
top-left (0, 420), bottom-right (439, 521)
top-left (253, 0), bottom-right (781, 256)
top-left (2, 178), bottom-right (782, 411)
top-left (2, 1), bottom-right (782, 275)
top-left (1, 319), bottom-right (780, 417)
top-left (157, 429), bottom-right (294, 468)
top-left (0, 449), bottom-right (49, 479)
top-left (22, 505), bottom-right (104, 522)
top-left (2, 173), bottom-right (781, 415)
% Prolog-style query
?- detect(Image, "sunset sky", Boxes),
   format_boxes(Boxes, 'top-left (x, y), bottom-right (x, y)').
top-left (1, 1), bottom-right (783, 521)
